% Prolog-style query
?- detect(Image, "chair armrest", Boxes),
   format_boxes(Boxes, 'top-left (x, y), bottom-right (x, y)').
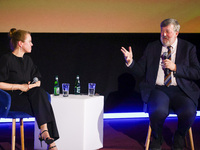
top-left (0, 89), bottom-right (11, 117)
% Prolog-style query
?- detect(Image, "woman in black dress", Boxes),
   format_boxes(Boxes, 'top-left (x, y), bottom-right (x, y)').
top-left (0, 28), bottom-right (59, 150)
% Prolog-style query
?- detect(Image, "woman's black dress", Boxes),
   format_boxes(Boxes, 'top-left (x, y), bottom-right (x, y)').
top-left (0, 52), bottom-right (59, 141)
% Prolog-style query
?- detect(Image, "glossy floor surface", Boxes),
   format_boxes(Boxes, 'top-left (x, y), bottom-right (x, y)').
top-left (0, 117), bottom-right (200, 150)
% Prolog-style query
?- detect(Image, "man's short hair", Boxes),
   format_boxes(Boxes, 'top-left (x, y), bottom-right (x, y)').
top-left (160, 18), bottom-right (180, 32)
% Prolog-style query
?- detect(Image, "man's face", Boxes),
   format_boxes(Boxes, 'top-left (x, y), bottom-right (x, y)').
top-left (160, 24), bottom-right (179, 46)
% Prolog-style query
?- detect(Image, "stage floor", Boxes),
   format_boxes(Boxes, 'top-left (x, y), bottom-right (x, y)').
top-left (0, 117), bottom-right (200, 150)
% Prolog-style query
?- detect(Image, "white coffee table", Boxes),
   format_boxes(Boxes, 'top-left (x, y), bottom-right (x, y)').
top-left (34, 94), bottom-right (104, 150)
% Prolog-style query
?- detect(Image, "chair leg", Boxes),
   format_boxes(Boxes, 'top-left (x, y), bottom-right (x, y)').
top-left (185, 136), bottom-right (188, 148)
top-left (145, 124), bottom-right (194, 150)
top-left (188, 127), bottom-right (194, 150)
top-left (145, 124), bottom-right (152, 150)
top-left (20, 118), bottom-right (25, 150)
top-left (12, 119), bottom-right (16, 150)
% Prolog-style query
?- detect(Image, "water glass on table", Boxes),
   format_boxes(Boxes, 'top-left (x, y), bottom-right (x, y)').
top-left (88, 83), bottom-right (96, 96)
top-left (62, 83), bottom-right (70, 97)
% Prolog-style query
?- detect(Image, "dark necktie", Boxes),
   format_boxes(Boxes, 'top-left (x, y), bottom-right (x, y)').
top-left (164, 46), bottom-right (172, 87)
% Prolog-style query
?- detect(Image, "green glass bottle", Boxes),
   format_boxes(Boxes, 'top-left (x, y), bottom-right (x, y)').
top-left (54, 75), bottom-right (60, 96)
top-left (74, 75), bottom-right (80, 94)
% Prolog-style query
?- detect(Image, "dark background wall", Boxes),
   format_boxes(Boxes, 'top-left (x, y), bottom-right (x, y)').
top-left (0, 33), bottom-right (200, 112)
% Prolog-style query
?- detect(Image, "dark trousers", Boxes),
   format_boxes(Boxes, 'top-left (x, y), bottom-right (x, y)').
top-left (9, 87), bottom-right (59, 141)
top-left (147, 85), bottom-right (196, 139)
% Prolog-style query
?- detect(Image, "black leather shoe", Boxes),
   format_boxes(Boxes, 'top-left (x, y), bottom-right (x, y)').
top-left (149, 136), bottom-right (163, 150)
top-left (172, 131), bottom-right (185, 150)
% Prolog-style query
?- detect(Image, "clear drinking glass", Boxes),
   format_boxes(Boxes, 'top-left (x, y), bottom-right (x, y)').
top-left (62, 83), bottom-right (70, 97)
top-left (88, 83), bottom-right (96, 96)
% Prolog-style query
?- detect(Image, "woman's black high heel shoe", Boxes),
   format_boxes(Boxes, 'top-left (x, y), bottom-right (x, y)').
top-left (48, 145), bottom-right (57, 150)
top-left (39, 130), bottom-right (54, 147)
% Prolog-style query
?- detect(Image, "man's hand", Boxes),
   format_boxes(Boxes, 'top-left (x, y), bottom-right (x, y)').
top-left (121, 46), bottom-right (133, 66)
top-left (163, 59), bottom-right (176, 71)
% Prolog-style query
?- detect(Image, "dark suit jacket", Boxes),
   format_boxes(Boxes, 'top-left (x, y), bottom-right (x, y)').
top-left (130, 38), bottom-right (200, 106)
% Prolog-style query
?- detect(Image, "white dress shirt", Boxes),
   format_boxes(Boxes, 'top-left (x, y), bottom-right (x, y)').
top-left (155, 38), bottom-right (178, 86)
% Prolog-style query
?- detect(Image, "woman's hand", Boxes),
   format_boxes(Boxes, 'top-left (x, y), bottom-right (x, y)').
top-left (121, 46), bottom-right (133, 66)
top-left (20, 81), bottom-right (40, 92)
top-left (28, 81), bottom-right (41, 90)
top-left (20, 83), bottom-right (30, 92)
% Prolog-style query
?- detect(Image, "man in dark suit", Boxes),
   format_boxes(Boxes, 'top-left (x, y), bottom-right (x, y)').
top-left (121, 18), bottom-right (200, 150)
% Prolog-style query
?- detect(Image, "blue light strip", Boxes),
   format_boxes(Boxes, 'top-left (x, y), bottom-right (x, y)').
top-left (0, 111), bottom-right (200, 122)
top-left (0, 118), bottom-right (35, 123)
top-left (103, 110), bottom-right (200, 119)
top-left (104, 112), bottom-right (149, 119)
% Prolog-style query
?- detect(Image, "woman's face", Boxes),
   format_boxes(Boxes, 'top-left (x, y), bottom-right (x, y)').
top-left (21, 33), bottom-right (33, 53)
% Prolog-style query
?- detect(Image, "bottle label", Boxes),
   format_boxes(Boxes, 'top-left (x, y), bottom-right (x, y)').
top-left (77, 87), bottom-right (80, 93)
top-left (54, 87), bottom-right (60, 96)
top-left (74, 86), bottom-right (80, 94)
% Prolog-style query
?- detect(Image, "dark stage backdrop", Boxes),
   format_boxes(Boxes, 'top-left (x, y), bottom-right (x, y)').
top-left (0, 33), bottom-right (200, 112)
